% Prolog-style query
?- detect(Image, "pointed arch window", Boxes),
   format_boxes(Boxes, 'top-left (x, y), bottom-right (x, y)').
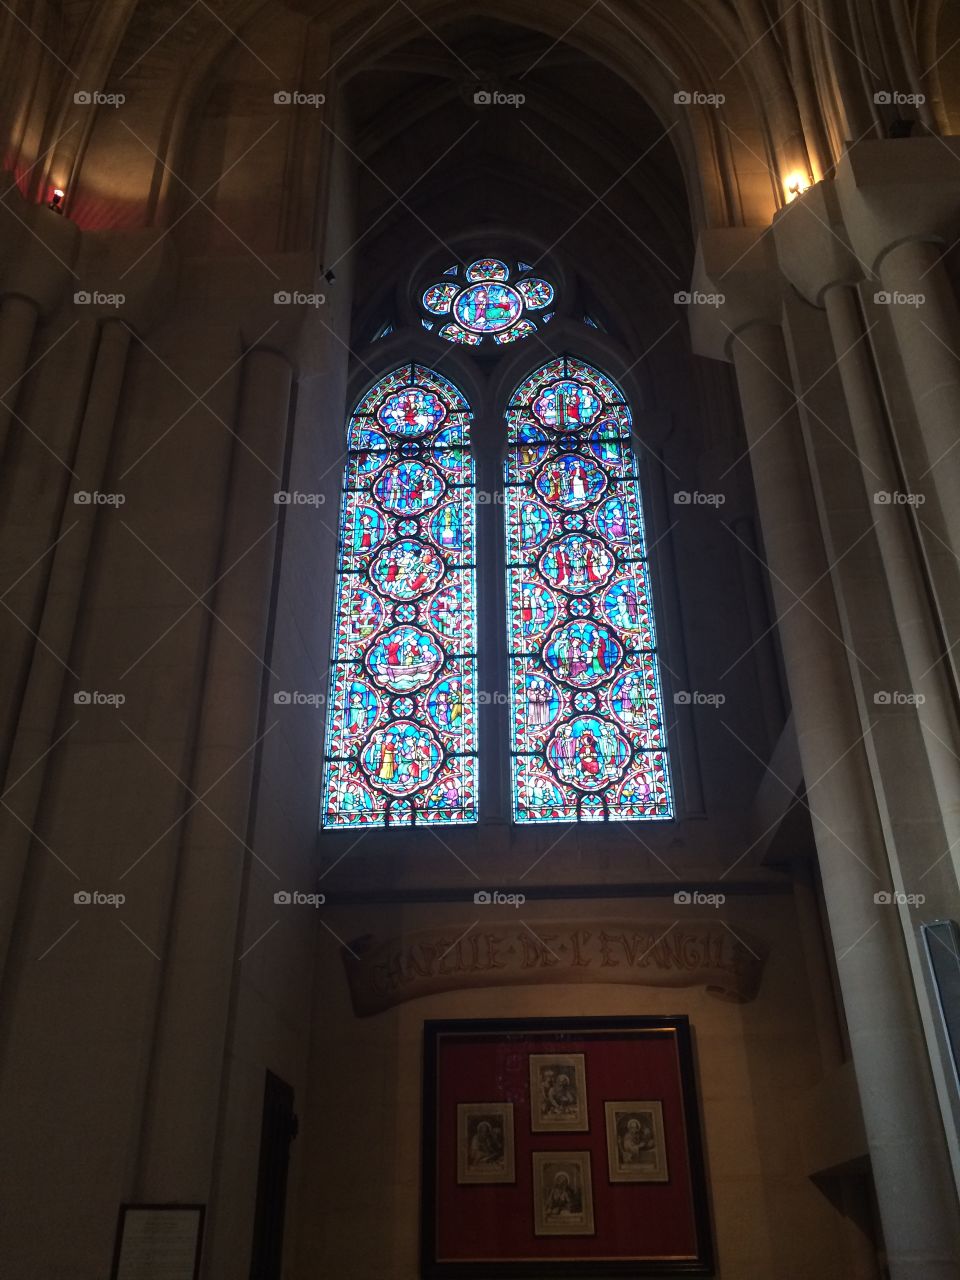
top-left (504, 358), bottom-right (673, 823)
top-left (322, 365), bottom-right (478, 827)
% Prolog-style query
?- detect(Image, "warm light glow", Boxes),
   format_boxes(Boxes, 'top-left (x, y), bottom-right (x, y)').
top-left (53, 188), bottom-right (64, 199)
top-left (784, 172), bottom-right (810, 202)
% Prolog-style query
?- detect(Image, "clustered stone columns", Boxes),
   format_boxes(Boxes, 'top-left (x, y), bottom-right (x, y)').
top-left (0, 317), bottom-right (132, 982)
top-left (0, 224), bottom-right (176, 990)
top-left (0, 201), bottom-right (78, 457)
top-left (135, 346), bottom-right (294, 1205)
top-left (691, 175), bottom-right (960, 1275)
top-left (776, 182), bottom-right (960, 883)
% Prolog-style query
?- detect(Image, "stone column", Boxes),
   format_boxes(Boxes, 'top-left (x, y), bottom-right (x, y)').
top-left (877, 240), bottom-right (960, 555)
top-left (730, 512), bottom-right (786, 753)
top-left (134, 347), bottom-right (293, 1205)
top-left (0, 294), bottom-right (39, 458)
top-left (0, 198), bottom-right (79, 457)
top-left (835, 139), bottom-right (960, 572)
top-left (0, 318), bottom-right (131, 987)
top-left (823, 283), bottom-right (960, 860)
top-left (691, 228), bottom-right (960, 1278)
top-left (776, 179), bottom-right (960, 894)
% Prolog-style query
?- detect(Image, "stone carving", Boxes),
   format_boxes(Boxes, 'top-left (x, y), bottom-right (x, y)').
top-left (342, 918), bottom-right (767, 1015)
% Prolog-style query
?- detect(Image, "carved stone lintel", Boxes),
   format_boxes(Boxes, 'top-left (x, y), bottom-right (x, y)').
top-left (342, 917), bottom-right (768, 1016)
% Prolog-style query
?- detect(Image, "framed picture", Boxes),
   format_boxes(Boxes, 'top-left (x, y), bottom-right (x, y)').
top-left (457, 1103), bottom-right (515, 1183)
top-left (421, 1016), bottom-right (714, 1277)
top-left (529, 1053), bottom-right (588, 1132)
top-left (605, 1101), bottom-right (668, 1182)
top-left (532, 1152), bottom-right (595, 1236)
top-left (110, 1204), bottom-right (204, 1280)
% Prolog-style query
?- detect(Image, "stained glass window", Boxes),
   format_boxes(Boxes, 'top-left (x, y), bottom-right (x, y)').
top-left (505, 357), bottom-right (673, 823)
top-left (322, 365), bottom-right (478, 827)
top-left (420, 258), bottom-right (557, 347)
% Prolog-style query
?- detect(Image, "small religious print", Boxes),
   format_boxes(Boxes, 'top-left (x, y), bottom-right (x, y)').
top-left (532, 1152), bottom-right (595, 1236)
top-left (605, 1101), bottom-right (668, 1182)
top-left (529, 1053), bottom-right (588, 1131)
top-left (456, 1103), bottom-right (515, 1184)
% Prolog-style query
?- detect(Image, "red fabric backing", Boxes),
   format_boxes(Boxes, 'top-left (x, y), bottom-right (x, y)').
top-left (434, 1032), bottom-right (698, 1262)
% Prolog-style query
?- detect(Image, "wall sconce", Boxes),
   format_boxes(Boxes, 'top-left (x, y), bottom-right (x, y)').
top-left (48, 188), bottom-right (65, 214)
top-left (784, 172), bottom-right (811, 202)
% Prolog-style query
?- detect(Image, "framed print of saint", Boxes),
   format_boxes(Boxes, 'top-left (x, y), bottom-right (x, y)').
top-left (532, 1151), bottom-right (595, 1235)
top-left (528, 1052), bottom-right (588, 1132)
top-left (457, 1103), bottom-right (515, 1183)
top-left (605, 1101), bottom-right (668, 1182)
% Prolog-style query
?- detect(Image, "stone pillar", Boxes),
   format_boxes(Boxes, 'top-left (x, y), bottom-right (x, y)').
top-left (0, 197), bottom-right (79, 457)
top-left (729, 512), bottom-right (786, 753)
top-left (691, 228), bottom-right (960, 1278)
top-left (0, 318), bottom-right (131, 987)
top-left (776, 178), bottom-right (960, 893)
top-left (134, 348), bottom-right (293, 1205)
top-left (835, 139), bottom-right (960, 572)
top-left (877, 240), bottom-right (960, 556)
top-left (823, 283), bottom-right (960, 861)
top-left (0, 294), bottom-right (39, 458)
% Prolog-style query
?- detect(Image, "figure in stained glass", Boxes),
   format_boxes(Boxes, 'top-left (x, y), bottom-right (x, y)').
top-left (322, 364), bottom-right (477, 827)
top-left (505, 358), bottom-right (673, 823)
top-left (418, 257), bottom-right (559, 347)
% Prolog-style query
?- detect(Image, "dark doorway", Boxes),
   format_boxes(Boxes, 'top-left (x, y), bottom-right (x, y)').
top-left (249, 1071), bottom-right (297, 1280)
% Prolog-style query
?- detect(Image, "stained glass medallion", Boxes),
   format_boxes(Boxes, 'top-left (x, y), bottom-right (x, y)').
top-left (454, 282), bottom-right (523, 332)
top-left (419, 256), bottom-right (559, 347)
top-left (505, 358), bottom-right (673, 823)
top-left (322, 364), bottom-right (477, 827)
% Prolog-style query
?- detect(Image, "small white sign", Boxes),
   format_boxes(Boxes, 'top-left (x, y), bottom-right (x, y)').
top-left (114, 1206), bottom-right (203, 1280)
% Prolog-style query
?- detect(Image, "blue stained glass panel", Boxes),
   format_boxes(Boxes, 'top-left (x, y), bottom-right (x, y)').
top-left (419, 257), bottom-right (557, 347)
top-left (505, 358), bottom-right (673, 823)
top-left (322, 365), bottom-right (477, 827)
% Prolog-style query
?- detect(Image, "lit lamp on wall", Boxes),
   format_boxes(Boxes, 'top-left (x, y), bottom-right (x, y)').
top-left (784, 172), bottom-right (811, 202)
top-left (48, 187), bottom-right (65, 214)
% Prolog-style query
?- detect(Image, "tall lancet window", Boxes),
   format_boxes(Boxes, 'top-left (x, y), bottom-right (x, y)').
top-left (505, 358), bottom-right (673, 823)
top-left (322, 365), bottom-right (478, 827)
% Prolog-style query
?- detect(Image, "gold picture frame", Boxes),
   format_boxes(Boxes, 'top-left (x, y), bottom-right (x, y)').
top-left (528, 1052), bottom-right (588, 1131)
top-left (532, 1151), bottom-right (595, 1236)
top-left (604, 1100), bottom-right (668, 1182)
top-left (457, 1102), bottom-right (515, 1183)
